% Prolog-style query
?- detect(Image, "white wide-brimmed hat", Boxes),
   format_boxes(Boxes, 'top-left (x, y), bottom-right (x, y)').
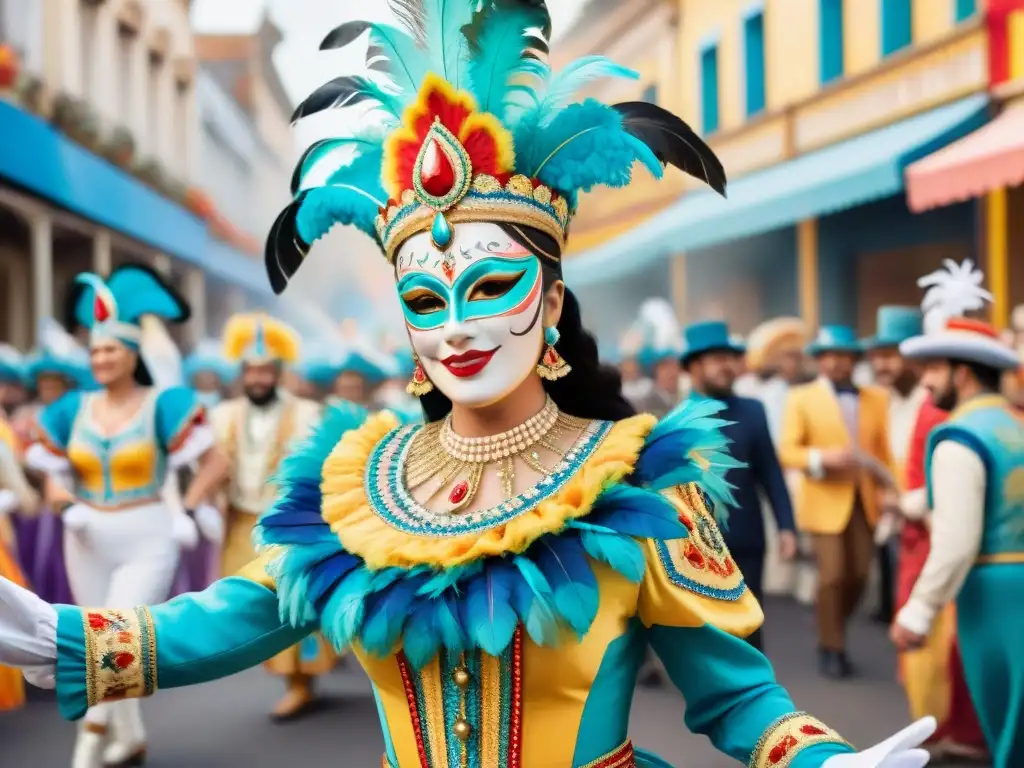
top-left (899, 259), bottom-right (1020, 371)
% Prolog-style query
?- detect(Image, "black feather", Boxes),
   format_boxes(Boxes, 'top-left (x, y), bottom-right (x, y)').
top-left (290, 139), bottom-right (333, 197)
top-left (388, 0), bottom-right (428, 47)
top-left (290, 76), bottom-right (383, 123)
top-left (264, 197), bottom-right (310, 296)
top-left (613, 101), bottom-right (728, 197)
top-left (366, 44), bottom-right (390, 72)
top-left (320, 20), bottom-right (372, 51)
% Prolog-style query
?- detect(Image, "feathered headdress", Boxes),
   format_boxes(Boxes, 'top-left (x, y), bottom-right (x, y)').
top-left (267, 0), bottom-right (726, 293)
top-left (69, 264), bottom-right (190, 349)
top-left (223, 314), bottom-right (301, 366)
top-left (918, 259), bottom-right (992, 335)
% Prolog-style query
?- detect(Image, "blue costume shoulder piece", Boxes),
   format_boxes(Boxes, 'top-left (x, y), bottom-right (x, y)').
top-left (256, 399), bottom-right (741, 669)
top-left (36, 391), bottom-right (85, 454)
top-left (154, 387), bottom-right (204, 452)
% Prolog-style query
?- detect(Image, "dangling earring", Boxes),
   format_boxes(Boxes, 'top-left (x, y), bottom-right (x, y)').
top-left (407, 354), bottom-right (434, 396)
top-left (537, 326), bottom-right (571, 381)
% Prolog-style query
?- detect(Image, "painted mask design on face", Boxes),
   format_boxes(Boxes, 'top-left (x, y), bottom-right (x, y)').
top-left (395, 221), bottom-right (545, 408)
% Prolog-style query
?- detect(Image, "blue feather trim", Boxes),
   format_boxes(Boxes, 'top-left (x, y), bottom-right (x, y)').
top-left (257, 398), bottom-right (741, 668)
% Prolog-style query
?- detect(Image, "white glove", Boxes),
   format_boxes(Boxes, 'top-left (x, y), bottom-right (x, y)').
top-left (62, 503), bottom-right (92, 533)
top-left (821, 718), bottom-right (936, 768)
top-left (0, 489), bottom-right (18, 516)
top-left (0, 576), bottom-right (57, 687)
top-left (171, 512), bottom-right (199, 550)
top-left (194, 504), bottom-right (224, 544)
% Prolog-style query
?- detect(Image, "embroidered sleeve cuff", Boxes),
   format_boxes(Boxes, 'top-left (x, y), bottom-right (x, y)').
top-left (749, 713), bottom-right (852, 768)
top-left (168, 424), bottom-right (215, 469)
top-left (807, 450), bottom-right (824, 480)
top-left (25, 442), bottom-right (70, 473)
top-left (55, 605), bottom-right (157, 721)
top-left (896, 598), bottom-right (935, 637)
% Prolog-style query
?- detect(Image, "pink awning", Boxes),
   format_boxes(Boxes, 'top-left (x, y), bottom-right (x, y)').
top-left (906, 103), bottom-right (1024, 212)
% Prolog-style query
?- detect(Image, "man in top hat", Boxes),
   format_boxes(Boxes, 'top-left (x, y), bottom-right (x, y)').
top-left (863, 307), bottom-right (931, 625)
top-left (211, 314), bottom-right (332, 721)
top-left (781, 325), bottom-right (896, 679)
top-left (682, 320), bottom-right (798, 650)
top-left (893, 261), bottom-right (1023, 768)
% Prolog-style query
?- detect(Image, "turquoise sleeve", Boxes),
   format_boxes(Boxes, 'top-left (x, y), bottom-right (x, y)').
top-left (154, 386), bottom-right (205, 452)
top-left (649, 624), bottom-right (855, 766)
top-left (54, 577), bottom-right (312, 720)
top-left (35, 391), bottom-right (83, 453)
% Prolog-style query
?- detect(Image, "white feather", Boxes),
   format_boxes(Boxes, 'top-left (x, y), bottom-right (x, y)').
top-left (37, 318), bottom-right (85, 360)
top-left (916, 259), bottom-right (993, 335)
top-left (139, 316), bottom-right (183, 391)
top-left (0, 344), bottom-right (22, 367)
top-left (633, 298), bottom-right (682, 353)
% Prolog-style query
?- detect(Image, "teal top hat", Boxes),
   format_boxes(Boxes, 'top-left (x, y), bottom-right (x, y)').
top-left (863, 306), bottom-right (923, 350)
top-left (807, 325), bottom-right (862, 357)
top-left (681, 321), bottom-right (746, 365)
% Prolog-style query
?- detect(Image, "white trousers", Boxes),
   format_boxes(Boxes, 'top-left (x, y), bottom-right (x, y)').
top-left (64, 502), bottom-right (179, 730)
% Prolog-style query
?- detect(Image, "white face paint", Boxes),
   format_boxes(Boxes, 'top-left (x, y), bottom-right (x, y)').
top-left (395, 221), bottom-right (546, 408)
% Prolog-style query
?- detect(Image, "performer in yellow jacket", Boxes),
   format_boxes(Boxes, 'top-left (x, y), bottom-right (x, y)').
top-left (212, 313), bottom-right (332, 720)
top-left (0, 3), bottom-right (933, 766)
top-left (781, 326), bottom-right (896, 679)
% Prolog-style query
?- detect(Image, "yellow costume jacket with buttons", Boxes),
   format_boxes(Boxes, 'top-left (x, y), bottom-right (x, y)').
top-left (48, 401), bottom-right (856, 767)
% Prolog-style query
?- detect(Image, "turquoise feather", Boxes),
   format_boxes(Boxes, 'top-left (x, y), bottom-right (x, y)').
top-left (368, 23), bottom-right (429, 98)
top-left (423, 0), bottom-right (476, 83)
top-left (511, 555), bottom-right (560, 646)
top-left (435, 593), bottom-right (467, 653)
top-left (463, 564), bottom-right (519, 656)
top-left (578, 530), bottom-right (646, 583)
top-left (403, 600), bottom-right (443, 669)
top-left (534, 536), bottom-right (599, 637)
top-left (322, 567), bottom-right (374, 650)
top-left (417, 561), bottom-right (480, 598)
top-left (467, 6), bottom-right (547, 115)
top-left (362, 575), bottom-right (426, 655)
top-left (531, 56), bottom-right (639, 128)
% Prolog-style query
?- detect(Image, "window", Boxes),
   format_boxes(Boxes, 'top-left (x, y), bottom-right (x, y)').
top-left (79, 2), bottom-right (98, 100)
top-left (743, 9), bottom-right (765, 117)
top-left (819, 0), bottom-right (844, 84)
top-left (641, 84), bottom-right (658, 104)
top-left (700, 44), bottom-right (720, 134)
top-left (881, 0), bottom-right (912, 57)
top-left (146, 54), bottom-right (163, 155)
top-left (116, 26), bottom-right (135, 126)
top-left (954, 0), bottom-right (976, 22)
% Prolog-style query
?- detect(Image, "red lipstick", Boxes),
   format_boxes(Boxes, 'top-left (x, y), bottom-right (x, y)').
top-left (441, 348), bottom-right (499, 378)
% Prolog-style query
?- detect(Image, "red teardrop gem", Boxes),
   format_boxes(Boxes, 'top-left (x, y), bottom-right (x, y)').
top-left (413, 367), bottom-right (426, 384)
top-left (94, 297), bottom-right (109, 322)
top-left (449, 481), bottom-right (469, 506)
top-left (420, 138), bottom-right (456, 198)
top-left (800, 724), bottom-right (827, 736)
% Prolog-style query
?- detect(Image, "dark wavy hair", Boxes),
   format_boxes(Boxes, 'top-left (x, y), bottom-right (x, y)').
top-left (418, 223), bottom-right (635, 423)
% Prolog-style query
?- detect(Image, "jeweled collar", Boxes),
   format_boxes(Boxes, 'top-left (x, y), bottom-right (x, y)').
top-left (320, 411), bottom-right (657, 570)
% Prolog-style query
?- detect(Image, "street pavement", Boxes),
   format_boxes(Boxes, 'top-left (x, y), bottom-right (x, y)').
top-left (1, 598), bottom-right (987, 767)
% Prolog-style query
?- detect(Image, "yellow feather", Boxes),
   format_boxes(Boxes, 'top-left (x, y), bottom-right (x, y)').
top-left (222, 313), bottom-right (301, 364)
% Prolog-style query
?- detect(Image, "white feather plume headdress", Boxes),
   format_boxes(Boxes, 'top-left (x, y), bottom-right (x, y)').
top-left (918, 259), bottom-right (992, 335)
top-left (632, 298), bottom-right (683, 354)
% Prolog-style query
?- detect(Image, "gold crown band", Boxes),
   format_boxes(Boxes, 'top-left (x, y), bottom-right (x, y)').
top-left (377, 173), bottom-right (570, 263)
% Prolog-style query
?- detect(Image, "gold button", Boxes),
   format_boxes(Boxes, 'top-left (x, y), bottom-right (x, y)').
top-left (452, 667), bottom-right (471, 687)
top-left (453, 718), bottom-right (473, 741)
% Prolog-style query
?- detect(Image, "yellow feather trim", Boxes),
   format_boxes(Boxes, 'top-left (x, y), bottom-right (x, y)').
top-left (320, 412), bottom-right (658, 570)
top-left (222, 313), bottom-right (300, 364)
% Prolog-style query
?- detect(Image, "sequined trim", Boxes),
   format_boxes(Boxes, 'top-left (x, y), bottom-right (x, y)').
top-left (749, 712), bottom-right (850, 768)
top-left (507, 627), bottom-right (524, 767)
top-left (396, 652), bottom-right (431, 768)
top-left (578, 740), bottom-right (636, 768)
top-left (82, 607), bottom-right (156, 708)
top-left (655, 484), bottom-right (746, 601)
top-left (365, 420), bottom-right (613, 536)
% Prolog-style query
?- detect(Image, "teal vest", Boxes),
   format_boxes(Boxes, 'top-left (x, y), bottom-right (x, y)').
top-left (925, 395), bottom-right (1024, 557)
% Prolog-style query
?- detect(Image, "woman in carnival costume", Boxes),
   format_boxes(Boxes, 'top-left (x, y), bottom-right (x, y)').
top-left (1, 4), bottom-right (932, 766)
top-left (21, 264), bottom-right (226, 768)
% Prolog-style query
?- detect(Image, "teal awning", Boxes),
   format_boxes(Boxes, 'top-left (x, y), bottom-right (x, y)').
top-left (563, 94), bottom-right (990, 287)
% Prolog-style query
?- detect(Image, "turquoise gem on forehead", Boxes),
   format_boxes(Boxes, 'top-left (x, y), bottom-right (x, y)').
top-left (431, 212), bottom-right (453, 250)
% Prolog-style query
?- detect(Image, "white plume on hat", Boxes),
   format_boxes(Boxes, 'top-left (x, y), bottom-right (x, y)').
top-left (37, 318), bottom-right (87, 362)
top-left (918, 259), bottom-right (992, 334)
top-left (633, 298), bottom-right (683, 354)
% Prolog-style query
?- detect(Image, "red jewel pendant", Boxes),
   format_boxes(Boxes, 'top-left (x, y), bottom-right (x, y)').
top-left (420, 138), bottom-right (456, 198)
top-left (413, 367), bottom-right (426, 384)
top-left (94, 296), bottom-right (110, 322)
top-left (449, 481), bottom-right (469, 506)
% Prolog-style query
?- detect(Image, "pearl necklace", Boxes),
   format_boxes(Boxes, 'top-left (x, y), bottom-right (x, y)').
top-left (439, 396), bottom-right (559, 463)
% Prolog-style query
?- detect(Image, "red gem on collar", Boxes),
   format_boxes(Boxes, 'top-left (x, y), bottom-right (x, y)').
top-left (449, 481), bottom-right (469, 506)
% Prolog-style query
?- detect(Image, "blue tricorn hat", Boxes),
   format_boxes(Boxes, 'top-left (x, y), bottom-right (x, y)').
top-left (863, 306), bottom-right (923, 351)
top-left (681, 321), bottom-right (746, 365)
top-left (806, 325), bottom-right (862, 357)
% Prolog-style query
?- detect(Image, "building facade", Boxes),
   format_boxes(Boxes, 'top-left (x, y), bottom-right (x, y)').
top-left (561, 0), bottom-right (995, 340)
